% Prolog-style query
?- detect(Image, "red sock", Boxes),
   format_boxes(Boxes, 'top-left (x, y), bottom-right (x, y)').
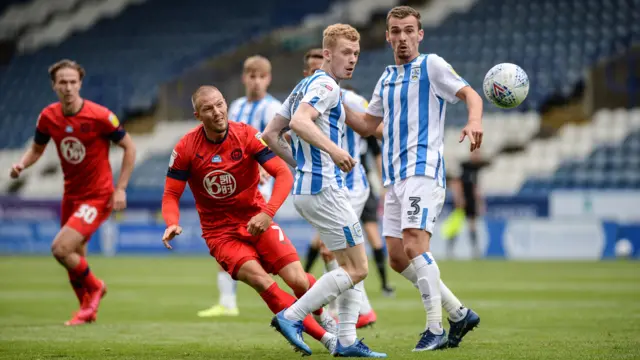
top-left (260, 283), bottom-right (327, 341)
top-left (67, 271), bottom-right (85, 305)
top-left (69, 257), bottom-right (101, 291)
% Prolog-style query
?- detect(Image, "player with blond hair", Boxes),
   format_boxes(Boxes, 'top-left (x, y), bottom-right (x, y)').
top-left (300, 48), bottom-right (381, 328)
top-left (197, 55), bottom-right (282, 319)
top-left (263, 24), bottom-right (386, 357)
top-left (344, 6), bottom-right (482, 351)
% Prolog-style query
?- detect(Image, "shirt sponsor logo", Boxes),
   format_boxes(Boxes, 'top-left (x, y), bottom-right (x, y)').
top-left (203, 170), bottom-right (237, 199)
top-left (60, 137), bottom-right (86, 164)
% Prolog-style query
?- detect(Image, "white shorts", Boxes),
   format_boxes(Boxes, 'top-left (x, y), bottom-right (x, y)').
top-left (349, 187), bottom-right (371, 218)
top-left (294, 185), bottom-right (364, 251)
top-left (382, 176), bottom-right (446, 238)
top-left (258, 178), bottom-right (274, 201)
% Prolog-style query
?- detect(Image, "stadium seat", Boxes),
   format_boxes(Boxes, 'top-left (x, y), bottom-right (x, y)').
top-left (0, 0), bottom-right (340, 149)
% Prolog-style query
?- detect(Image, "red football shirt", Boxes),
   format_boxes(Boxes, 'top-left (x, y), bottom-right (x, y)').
top-left (34, 100), bottom-right (126, 200)
top-left (167, 121), bottom-right (276, 235)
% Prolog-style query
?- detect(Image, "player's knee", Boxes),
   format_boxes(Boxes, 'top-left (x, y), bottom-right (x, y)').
top-left (286, 272), bottom-right (310, 295)
top-left (388, 254), bottom-right (408, 274)
top-left (51, 241), bottom-right (72, 260)
top-left (402, 228), bottom-right (431, 258)
top-left (244, 272), bottom-right (274, 293)
top-left (347, 262), bottom-right (369, 284)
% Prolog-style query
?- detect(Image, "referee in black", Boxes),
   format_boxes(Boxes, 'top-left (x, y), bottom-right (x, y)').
top-left (447, 151), bottom-right (486, 259)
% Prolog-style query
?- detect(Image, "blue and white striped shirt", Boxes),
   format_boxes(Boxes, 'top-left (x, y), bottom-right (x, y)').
top-left (367, 54), bottom-right (469, 188)
top-left (278, 70), bottom-right (345, 195)
top-left (341, 89), bottom-right (369, 194)
top-left (228, 94), bottom-right (281, 132)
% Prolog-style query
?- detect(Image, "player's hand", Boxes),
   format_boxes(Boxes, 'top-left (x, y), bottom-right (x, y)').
top-left (459, 121), bottom-right (483, 152)
top-left (258, 166), bottom-right (271, 186)
top-left (330, 148), bottom-right (356, 173)
top-left (246, 212), bottom-right (272, 236)
top-left (162, 224), bottom-right (183, 250)
top-left (111, 188), bottom-right (127, 211)
top-left (9, 164), bottom-right (24, 179)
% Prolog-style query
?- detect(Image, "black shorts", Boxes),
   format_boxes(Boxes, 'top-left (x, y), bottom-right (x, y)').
top-left (360, 191), bottom-right (378, 223)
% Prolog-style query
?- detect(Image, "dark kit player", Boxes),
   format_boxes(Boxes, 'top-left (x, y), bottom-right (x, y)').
top-left (9, 59), bottom-right (137, 326)
top-left (161, 86), bottom-right (337, 353)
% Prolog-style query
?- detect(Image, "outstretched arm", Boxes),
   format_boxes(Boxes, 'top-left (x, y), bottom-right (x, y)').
top-left (260, 156), bottom-right (294, 218)
top-left (161, 177), bottom-right (186, 249)
top-left (343, 104), bottom-right (383, 139)
top-left (10, 142), bottom-right (46, 178)
top-left (262, 114), bottom-right (296, 167)
top-left (111, 133), bottom-right (137, 210)
top-left (456, 86), bottom-right (484, 152)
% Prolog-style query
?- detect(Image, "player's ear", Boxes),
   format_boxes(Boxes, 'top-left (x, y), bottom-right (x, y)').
top-left (323, 48), bottom-right (331, 62)
top-left (385, 30), bottom-right (390, 44)
top-left (194, 111), bottom-right (200, 121)
top-left (418, 28), bottom-right (424, 42)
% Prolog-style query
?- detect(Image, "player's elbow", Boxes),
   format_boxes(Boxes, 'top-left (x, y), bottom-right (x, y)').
top-left (289, 116), bottom-right (306, 133)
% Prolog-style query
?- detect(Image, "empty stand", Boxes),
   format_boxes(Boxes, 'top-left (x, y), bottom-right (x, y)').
top-left (0, 0), bottom-right (339, 149)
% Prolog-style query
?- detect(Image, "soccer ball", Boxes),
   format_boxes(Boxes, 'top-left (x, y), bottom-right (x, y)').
top-left (614, 238), bottom-right (633, 258)
top-left (482, 63), bottom-right (529, 109)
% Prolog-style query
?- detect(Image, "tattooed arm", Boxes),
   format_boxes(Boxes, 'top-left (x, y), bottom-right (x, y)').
top-left (262, 114), bottom-right (296, 167)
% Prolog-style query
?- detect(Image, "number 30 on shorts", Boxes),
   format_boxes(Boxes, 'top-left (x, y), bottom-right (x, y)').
top-left (73, 204), bottom-right (98, 224)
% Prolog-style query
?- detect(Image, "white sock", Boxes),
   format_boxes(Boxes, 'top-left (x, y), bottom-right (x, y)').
top-left (440, 280), bottom-right (468, 322)
top-left (337, 286), bottom-right (361, 347)
top-left (321, 332), bottom-right (336, 350)
top-left (400, 263), bottom-right (419, 288)
top-left (356, 281), bottom-right (372, 315)
top-left (401, 264), bottom-right (468, 324)
top-left (412, 252), bottom-right (443, 334)
top-left (218, 271), bottom-right (237, 309)
top-left (326, 259), bottom-right (340, 271)
top-left (284, 267), bottom-right (353, 322)
top-left (325, 259), bottom-right (341, 315)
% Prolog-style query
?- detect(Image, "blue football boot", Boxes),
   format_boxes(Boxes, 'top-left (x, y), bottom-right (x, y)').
top-left (270, 310), bottom-right (312, 356)
top-left (413, 329), bottom-right (448, 351)
top-left (333, 338), bottom-right (387, 358)
top-left (447, 309), bottom-right (480, 348)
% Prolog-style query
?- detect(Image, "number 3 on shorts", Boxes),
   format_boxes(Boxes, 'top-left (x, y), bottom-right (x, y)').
top-left (73, 204), bottom-right (98, 224)
top-left (271, 225), bottom-right (284, 242)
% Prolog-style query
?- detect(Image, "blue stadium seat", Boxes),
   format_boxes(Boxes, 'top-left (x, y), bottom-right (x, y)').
top-left (519, 130), bottom-right (640, 193)
top-left (350, 0), bottom-right (634, 125)
top-left (0, 0), bottom-right (339, 149)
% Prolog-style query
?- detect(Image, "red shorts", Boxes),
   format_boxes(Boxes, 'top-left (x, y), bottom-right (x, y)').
top-left (205, 222), bottom-right (300, 280)
top-left (60, 195), bottom-right (112, 240)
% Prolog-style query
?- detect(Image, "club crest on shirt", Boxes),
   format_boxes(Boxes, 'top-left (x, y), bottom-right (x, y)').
top-left (410, 67), bottom-right (421, 83)
top-left (60, 137), bottom-right (86, 164)
top-left (203, 170), bottom-right (236, 199)
top-left (231, 149), bottom-right (243, 161)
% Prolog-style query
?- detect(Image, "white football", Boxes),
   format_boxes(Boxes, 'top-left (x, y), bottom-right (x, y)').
top-left (615, 238), bottom-right (633, 258)
top-left (483, 63), bottom-right (529, 109)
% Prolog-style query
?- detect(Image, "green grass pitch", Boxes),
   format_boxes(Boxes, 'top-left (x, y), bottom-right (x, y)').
top-left (0, 257), bottom-right (638, 359)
